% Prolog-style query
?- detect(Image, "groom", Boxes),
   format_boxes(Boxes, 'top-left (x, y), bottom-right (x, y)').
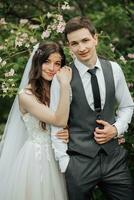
top-left (50, 16), bottom-right (134, 200)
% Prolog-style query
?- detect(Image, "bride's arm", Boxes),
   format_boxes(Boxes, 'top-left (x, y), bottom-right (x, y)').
top-left (18, 68), bottom-right (71, 127)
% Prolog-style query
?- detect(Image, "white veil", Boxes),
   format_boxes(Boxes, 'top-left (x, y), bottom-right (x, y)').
top-left (0, 44), bottom-right (39, 181)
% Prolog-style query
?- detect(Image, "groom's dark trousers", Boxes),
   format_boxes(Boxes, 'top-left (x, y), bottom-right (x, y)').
top-left (65, 146), bottom-right (134, 200)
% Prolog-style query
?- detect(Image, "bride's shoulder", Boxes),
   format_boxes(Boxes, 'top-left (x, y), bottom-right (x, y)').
top-left (18, 86), bottom-right (35, 105)
top-left (18, 85), bottom-right (33, 96)
top-left (18, 86), bottom-right (38, 114)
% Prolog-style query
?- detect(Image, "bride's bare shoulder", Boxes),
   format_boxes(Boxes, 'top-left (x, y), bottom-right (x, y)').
top-left (18, 85), bottom-right (33, 96)
top-left (18, 86), bottom-right (35, 105)
top-left (18, 86), bottom-right (36, 114)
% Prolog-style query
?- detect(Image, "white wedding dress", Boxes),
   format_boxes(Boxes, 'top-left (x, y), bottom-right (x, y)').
top-left (1, 112), bottom-right (68, 200)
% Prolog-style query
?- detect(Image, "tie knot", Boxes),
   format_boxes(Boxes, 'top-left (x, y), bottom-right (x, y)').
top-left (88, 67), bottom-right (96, 75)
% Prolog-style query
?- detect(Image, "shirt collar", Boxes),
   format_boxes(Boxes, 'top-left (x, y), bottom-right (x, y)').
top-left (95, 58), bottom-right (102, 70)
top-left (74, 57), bottom-right (102, 77)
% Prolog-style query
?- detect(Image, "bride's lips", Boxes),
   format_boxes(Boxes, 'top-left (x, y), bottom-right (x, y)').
top-left (47, 72), bottom-right (55, 76)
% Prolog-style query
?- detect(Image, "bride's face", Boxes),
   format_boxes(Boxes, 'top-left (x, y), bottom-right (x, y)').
top-left (41, 53), bottom-right (62, 81)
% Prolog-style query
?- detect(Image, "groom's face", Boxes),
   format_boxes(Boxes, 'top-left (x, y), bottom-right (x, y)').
top-left (67, 28), bottom-right (98, 64)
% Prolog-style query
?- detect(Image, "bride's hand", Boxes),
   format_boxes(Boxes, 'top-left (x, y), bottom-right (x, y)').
top-left (56, 66), bottom-right (72, 85)
top-left (56, 128), bottom-right (69, 143)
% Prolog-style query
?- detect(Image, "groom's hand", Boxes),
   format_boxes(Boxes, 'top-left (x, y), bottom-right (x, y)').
top-left (94, 120), bottom-right (117, 144)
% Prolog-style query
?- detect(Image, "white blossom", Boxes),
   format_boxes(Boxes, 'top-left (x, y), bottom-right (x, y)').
top-left (56, 21), bottom-right (66, 33)
top-left (119, 56), bottom-right (127, 64)
top-left (111, 47), bottom-right (115, 52)
top-left (2, 87), bottom-right (8, 93)
top-left (8, 78), bottom-right (14, 82)
top-left (128, 53), bottom-right (134, 59)
top-left (56, 14), bottom-right (63, 21)
top-left (20, 19), bottom-right (29, 25)
top-left (15, 39), bottom-right (23, 47)
top-left (24, 5), bottom-right (28, 9)
top-left (47, 12), bottom-right (52, 18)
top-left (25, 43), bottom-right (30, 48)
top-left (15, 32), bottom-right (29, 47)
top-left (0, 18), bottom-right (7, 25)
top-left (5, 69), bottom-right (15, 77)
top-left (10, 30), bottom-right (14, 34)
top-left (2, 82), bottom-right (8, 93)
top-left (61, 2), bottom-right (70, 10)
top-left (1, 60), bottom-right (7, 66)
top-left (21, 33), bottom-right (28, 38)
top-left (50, 24), bottom-right (57, 31)
top-left (30, 36), bottom-right (37, 43)
top-left (41, 30), bottom-right (51, 39)
top-left (109, 43), bottom-right (115, 52)
top-left (0, 45), bottom-right (4, 50)
top-left (16, 32), bottom-right (21, 36)
top-left (29, 24), bottom-right (40, 29)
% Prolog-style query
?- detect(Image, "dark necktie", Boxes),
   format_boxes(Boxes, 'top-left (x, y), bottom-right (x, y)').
top-left (88, 68), bottom-right (103, 129)
top-left (88, 67), bottom-right (101, 113)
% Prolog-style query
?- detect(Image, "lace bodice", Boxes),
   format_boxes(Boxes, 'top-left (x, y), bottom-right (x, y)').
top-left (22, 113), bottom-right (51, 145)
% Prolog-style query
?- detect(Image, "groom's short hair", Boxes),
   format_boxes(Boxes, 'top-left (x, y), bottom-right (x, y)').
top-left (64, 16), bottom-right (96, 41)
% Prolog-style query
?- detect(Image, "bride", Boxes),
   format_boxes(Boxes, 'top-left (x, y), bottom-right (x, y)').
top-left (0, 42), bottom-right (72, 200)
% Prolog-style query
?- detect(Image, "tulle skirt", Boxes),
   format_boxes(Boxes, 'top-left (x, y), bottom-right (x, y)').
top-left (0, 139), bottom-right (68, 200)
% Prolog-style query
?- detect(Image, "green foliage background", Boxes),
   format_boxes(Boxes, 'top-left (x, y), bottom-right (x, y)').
top-left (0, 1), bottom-right (134, 199)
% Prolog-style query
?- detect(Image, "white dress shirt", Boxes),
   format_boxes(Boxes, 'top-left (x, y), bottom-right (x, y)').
top-left (50, 57), bottom-right (134, 172)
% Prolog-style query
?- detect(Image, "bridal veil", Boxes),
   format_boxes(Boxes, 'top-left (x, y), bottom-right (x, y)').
top-left (0, 44), bottom-right (39, 183)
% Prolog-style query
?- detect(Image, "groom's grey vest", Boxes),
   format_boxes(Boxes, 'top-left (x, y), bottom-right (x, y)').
top-left (67, 59), bottom-right (118, 158)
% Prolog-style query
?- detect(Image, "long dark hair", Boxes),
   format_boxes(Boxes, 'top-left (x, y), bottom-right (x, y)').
top-left (28, 42), bottom-right (66, 129)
